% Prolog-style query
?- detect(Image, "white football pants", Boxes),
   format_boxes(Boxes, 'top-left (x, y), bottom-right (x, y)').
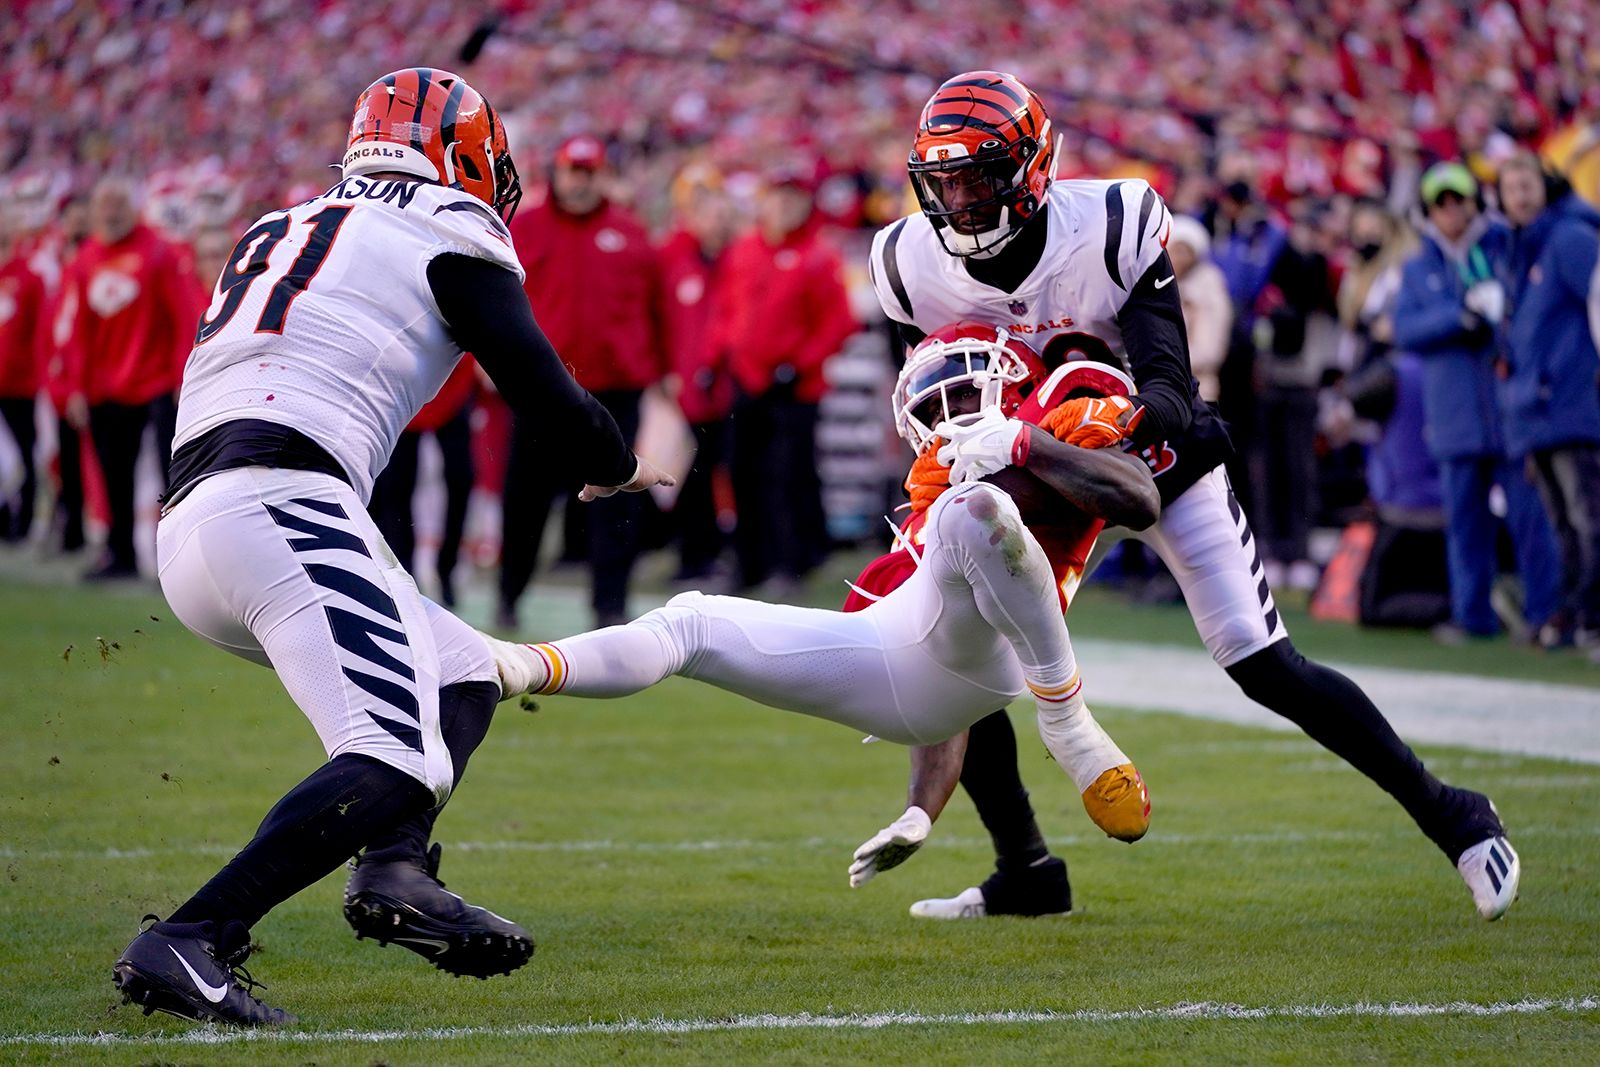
top-left (1136, 467), bottom-right (1290, 667)
top-left (155, 467), bottom-right (496, 802)
top-left (542, 482), bottom-right (1127, 789)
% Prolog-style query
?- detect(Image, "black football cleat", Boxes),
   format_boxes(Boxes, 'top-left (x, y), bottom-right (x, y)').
top-left (344, 843), bottom-right (534, 978)
top-left (910, 855), bottom-right (1073, 919)
top-left (113, 915), bottom-right (297, 1027)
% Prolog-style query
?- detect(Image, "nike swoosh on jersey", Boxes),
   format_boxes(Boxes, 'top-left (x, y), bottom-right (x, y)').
top-left (1153, 275), bottom-right (1175, 289)
top-left (169, 945), bottom-right (230, 1003)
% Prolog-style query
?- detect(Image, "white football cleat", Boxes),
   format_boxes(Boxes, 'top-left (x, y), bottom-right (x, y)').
top-left (910, 886), bottom-right (987, 920)
top-left (1456, 835), bottom-right (1520, 921)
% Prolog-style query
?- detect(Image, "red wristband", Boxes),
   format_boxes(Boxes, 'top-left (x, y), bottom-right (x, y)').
top-left (1010, 423), bottom-right (1031, 468)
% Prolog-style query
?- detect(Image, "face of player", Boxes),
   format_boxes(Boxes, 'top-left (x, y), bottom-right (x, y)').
top-left (921, 166), bottom-right (1006, 235)
top-left (551, 163), bottom-right (604, 215)
top-left (1498, 164), bottom-right (1546, 228)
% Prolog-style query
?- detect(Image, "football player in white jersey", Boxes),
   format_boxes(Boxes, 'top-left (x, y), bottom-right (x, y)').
top-left (490, 329), bottom-right (1163, 868)
top-left (112, 68), bottom-right (673, 1027)
top-left (866, 71), bottom-right (1519, 922)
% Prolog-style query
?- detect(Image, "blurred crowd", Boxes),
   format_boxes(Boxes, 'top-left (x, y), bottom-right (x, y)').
top-left (3, 0), bottom-right (1600, 655)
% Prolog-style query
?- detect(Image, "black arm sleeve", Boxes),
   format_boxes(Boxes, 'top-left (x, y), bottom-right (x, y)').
top-left (893, 320), bottom-right (926, 350)
top-left (1116, 251), bottom-right (1197, 447)
top-left (427, 254), bottom-right (635, 488)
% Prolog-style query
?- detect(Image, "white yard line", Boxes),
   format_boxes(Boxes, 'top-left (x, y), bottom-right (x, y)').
top-left (1074, 638), bottom-right (1600, 764)
top-left (5, 997), bottom-right (1595, 1048)
top-left (1, 824), bottom-right (1593, 864)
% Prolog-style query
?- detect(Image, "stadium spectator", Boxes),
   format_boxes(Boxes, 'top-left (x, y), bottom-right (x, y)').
top-left (369, 359), bottom-right (478, 608)
top-left (1335, 199), bottom-right (1417, 372)
top-left (61, 178), bottom-right (202, 579)
top-left (1391, 162), bottom-right (1559, 643)
top-left (1254, 199), bottom-right (1339, 590)
top-left (0, 215), bottom-right (46, 543)
top-left (1165, 214), bottom-right (1232, 404)
top-left (1496, 150), bottom-right (1600, 654)
top-left (1348, 349), bottom-right (1453, 630)
top-left (500, 134), bottom-right (669, 628)
top-left (1203, 168), bottom-right (1288, 517)
top-left (715, 170), bottom-right (857, 593)
top-left (1323, 199), bottom-right (1449, 628)
top-left (38, 194), bottom-right (91, 554)
top-left (657, 163), bottom-right (737, 583)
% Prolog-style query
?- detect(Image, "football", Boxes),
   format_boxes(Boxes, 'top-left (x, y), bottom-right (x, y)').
top-left (983, 463), bottom-right (1102, 574)
top-left (983, 463), bottom-right (1084, 531)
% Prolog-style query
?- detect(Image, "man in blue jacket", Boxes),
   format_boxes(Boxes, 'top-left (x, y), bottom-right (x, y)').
top-left (1497, 151), bottom-right (1600, 654)
top-left (1392, 162), bottom-right (1560, 641)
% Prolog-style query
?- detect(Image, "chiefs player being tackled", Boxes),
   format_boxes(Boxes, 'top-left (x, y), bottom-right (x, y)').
top-left (493, 323), bottom-right (1160, 882)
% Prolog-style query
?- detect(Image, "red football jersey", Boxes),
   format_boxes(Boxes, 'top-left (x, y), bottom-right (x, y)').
top-left (844, 374), bottom-right (1103, 614)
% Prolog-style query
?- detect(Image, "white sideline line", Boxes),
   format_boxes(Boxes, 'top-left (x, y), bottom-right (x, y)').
top-left (5, 997), bottom-right (1595, 1048)
top-left (0, 825), bottom-right (1592, 864)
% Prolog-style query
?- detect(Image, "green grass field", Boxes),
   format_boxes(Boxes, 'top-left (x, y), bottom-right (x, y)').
top-left (2, 574), bottom-right (1598, 1065)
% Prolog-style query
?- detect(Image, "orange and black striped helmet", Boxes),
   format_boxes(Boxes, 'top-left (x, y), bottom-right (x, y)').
top-left (344, 68), bottom-right (522, 222)
top-left (909, 71), bottom-right (1054, 258)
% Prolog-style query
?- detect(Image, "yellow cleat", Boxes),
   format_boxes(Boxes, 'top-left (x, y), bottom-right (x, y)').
top-left (1081, 764), bottom-right (1150, 842)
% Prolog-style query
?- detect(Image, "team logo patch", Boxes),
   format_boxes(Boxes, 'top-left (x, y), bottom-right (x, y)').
top-left (923, 143), bottom-right (969, 162)
top-left (1008, 299), bottom-right (1028, 316)
top-left (1136, 441), bottom-right (1178, 477)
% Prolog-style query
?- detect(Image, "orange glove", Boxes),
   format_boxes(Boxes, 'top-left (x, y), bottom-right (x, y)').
top-left (905, 438), bottom-right (951, 516)
top-left (1039, 394), bottom-right (1144, 449)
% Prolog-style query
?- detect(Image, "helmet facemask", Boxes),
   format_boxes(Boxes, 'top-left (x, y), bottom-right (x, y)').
top-left (910, 142), bottom-right (1040, 258)
top-left (894, 331), bottom-right (1036, 450)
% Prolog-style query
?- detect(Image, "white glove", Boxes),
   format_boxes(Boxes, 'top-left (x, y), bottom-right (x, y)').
top-left (934, 408), bottom-right (1030, 484)
top-left (1463, 279), bottom-right (1506, 325)
top-left (848, 805), bottom-right (932, 888)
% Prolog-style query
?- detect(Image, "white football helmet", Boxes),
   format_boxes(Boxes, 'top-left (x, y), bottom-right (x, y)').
top-left (893, 322), bottom-right (1046, 451)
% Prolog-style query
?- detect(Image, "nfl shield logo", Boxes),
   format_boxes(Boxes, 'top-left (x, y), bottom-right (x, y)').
top-left (1008, 299), bottom-right (1028, 316)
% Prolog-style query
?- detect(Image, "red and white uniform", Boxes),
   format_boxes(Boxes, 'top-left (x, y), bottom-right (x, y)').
top-left (845, 389), bottom-right (1104, 616)
top-left (872, 180), bottom-right (1285, 667)
top-left (61, 222), bottom-right (200, 407)
top-left (0, 251), bottom-right (46, 399)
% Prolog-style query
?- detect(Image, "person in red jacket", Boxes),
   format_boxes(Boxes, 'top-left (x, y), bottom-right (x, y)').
top-left (0, 216), bottom-right (47, 543)
top-left (62, 178), bottom-right (203, 578)
top-left (39, 194), bottom-right (92, 553)
top-left (714, 169), bottom-right (858, 591)
top-left (368, 357), bottom-right (478, 607)
top-left (657, 162), bottom-right (736, 582)
top-left (498, 134), bottom-right (669, 627)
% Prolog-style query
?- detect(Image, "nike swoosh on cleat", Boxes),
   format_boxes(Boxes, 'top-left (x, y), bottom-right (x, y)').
top-left (1153, 275), bottom-right (1176, 289)
top-left (392, 936), bottom-right (451, 954)
top-left (169, 945), bottom-right (229, 1003)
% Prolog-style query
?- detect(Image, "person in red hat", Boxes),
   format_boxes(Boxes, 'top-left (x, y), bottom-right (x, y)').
top-left (500, 134), bottom-right (670, 627)
top-left (713, 167), bottom-right (857, 592)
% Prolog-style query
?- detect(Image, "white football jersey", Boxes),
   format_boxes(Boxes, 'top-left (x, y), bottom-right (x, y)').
top-left (175, 177), bottom-right (523, 502)
top-left (868, 178), bottom-right (1172, 370)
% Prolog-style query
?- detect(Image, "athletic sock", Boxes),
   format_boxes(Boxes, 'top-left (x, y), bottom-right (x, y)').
top-left (1227, 640), bottom-right (1459, 856)
top-left (167, 753), bottom-right (431, 928)
top-left (360, 680), bottom-right (501, 865)
top-left (961, 710), bottom-right (1050, 867)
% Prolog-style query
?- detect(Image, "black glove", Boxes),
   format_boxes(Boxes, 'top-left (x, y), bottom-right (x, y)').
top-left (1458, 310), bottom-right (1494, 350)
